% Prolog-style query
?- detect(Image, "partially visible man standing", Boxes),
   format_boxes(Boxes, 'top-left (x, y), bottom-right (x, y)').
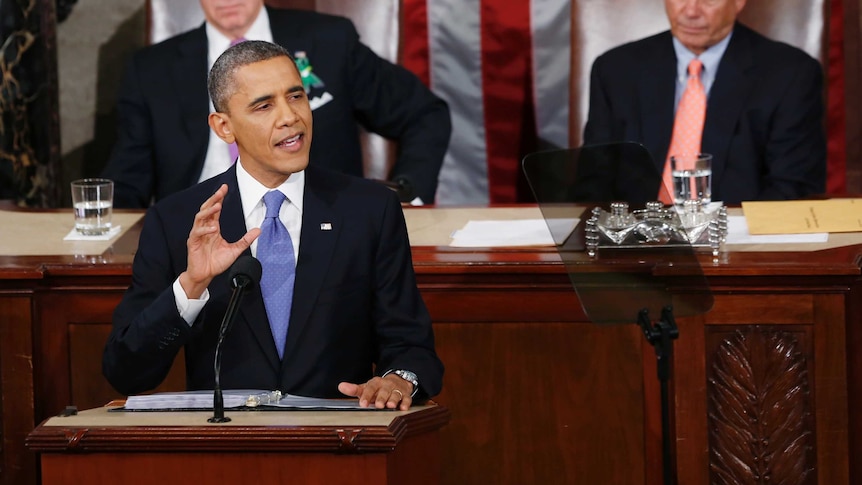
top-left (583, 0), bottom-right (826, 204)
top-left (102, 0), bottom-right (451, 207)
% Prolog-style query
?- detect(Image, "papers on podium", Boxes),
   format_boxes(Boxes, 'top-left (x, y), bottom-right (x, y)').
top-left (450, 218), bottom-right (579, 247)
top-left (123, 390), bottom-right (367, 411)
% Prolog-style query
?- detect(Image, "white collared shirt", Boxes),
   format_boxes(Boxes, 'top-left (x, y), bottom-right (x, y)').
top-left (671, 31), bottom-right (733, 112)
top-left (198, 8), bottom-right (275, 183)
top-left (174, 160), bottom-right (305, 324)
top-left (235, 158), bottom-right (304, 261)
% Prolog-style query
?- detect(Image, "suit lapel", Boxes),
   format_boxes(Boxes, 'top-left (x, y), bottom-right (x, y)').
top-left (173, 25), bottom-right (211, 177)
top-left (703, 24), bottom-right (754, 188)
top-left (282, 168), bottom-right (341, 360)
top-left (219, 169), bottom-right (282, 372)
top-left (640, 32), bottom-right (678, 175)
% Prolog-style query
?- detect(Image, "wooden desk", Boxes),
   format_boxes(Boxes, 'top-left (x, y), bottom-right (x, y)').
top-left (25, 404), bottom-right (448, 485)
top-left (1, 207), bottom-right (860, 485)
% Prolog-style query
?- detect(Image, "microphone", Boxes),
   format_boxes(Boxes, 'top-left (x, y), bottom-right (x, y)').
top-left (375, 176), bottom-right (415, 202)
top-left (209, 255), bottom-right (262, 423)
top-left (392, 176), bottom-right (415, 202)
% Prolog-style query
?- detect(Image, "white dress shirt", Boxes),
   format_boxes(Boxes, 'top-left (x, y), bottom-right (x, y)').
top-left (671, 32), bottom-right (732, 112)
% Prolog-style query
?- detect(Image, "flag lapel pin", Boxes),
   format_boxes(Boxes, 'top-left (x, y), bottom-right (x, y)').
top-left (320, 222), bottom-right (332, 231)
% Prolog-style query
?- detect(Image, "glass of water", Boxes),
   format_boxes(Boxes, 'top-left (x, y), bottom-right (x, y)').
top-left (670, 153), bottom-right (712, 206)
top-left (70, 178), bottom-right (114, 235)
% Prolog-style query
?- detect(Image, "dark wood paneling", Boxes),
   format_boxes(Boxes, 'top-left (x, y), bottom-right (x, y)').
top-left (0, 295), bottom-right (36, 485)
top-left (434, 321), bottom-right (645, 485)
top-left (39, 293), bottom-right (187, 416)
top-left (68, 324), bottom-right (186, 411)
top-left (68, 324), bottom-right (122, 411)
top-left (812, 294), bottom-right (850, 484)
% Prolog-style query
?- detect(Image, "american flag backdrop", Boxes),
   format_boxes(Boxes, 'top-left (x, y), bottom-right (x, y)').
top-left (149, 0), bottom-right (847, 205)
top-left (402, 0), bottom-right (571, 205)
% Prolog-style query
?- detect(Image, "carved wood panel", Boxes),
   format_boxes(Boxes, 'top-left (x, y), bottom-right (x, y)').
top-left (707, 326), bottom-right (816, 485)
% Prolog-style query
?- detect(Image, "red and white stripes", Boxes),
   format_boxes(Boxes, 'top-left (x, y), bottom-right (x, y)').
top-left (404, 0), bottom-right (571, 205)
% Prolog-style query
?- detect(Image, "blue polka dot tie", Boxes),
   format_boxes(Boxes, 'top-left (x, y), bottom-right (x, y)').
top-left (258, 190), bottom-right (295, 360)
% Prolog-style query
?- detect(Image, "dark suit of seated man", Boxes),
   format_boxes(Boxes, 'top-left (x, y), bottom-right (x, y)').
top-left (102, 40), bottom-right (443, 410)
top-left (583, 0), bottom-right (826, 204)
top-left (101, 0), bottom-right (451, 208)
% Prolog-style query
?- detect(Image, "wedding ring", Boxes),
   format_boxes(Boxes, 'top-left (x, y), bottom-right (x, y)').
top-left (392, 389), bottom-right (404, 400)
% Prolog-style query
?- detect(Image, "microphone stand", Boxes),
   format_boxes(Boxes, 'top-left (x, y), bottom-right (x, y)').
top-left (637, 306), bottom-right (679, 485)
top-left (208, 274), bottom-right (252, 423)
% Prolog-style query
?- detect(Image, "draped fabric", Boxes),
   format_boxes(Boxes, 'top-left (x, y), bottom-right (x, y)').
top-left (827, 0), bottom-right (847, 194)
top-left (402, 0), bottom-right (570, 204)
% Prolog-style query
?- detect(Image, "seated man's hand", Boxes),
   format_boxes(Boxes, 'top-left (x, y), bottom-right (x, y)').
top-left (338, 374), bottom-right (414, 411)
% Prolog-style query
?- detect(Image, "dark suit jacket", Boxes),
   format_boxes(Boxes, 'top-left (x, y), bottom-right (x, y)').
top-left (583, 23), bottom-right (826, 204)
top-left (102, 164), bottom-right (443, 399)
top-left (102, 7), bottom-right (451, 207)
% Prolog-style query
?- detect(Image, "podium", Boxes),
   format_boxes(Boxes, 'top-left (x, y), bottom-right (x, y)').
top-left (26, 403), bottom-right (449, 485)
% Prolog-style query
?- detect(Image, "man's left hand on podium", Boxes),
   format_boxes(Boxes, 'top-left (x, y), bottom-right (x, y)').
top-left (337, 374), bottom-right (415, 411)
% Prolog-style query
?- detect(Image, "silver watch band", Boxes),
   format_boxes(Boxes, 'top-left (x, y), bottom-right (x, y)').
top-left (383, 369), bottom-right (420, 397)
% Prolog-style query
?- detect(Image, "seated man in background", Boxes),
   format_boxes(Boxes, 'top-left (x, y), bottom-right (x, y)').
top-left (583, 0), bottom-right (826, 204)
top-left (102, 40), bottom-right (443, 409)
top-left (102, 0), bottom-right (451, 207)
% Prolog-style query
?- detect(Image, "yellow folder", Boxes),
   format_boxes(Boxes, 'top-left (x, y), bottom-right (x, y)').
top-left (741, 199), bottom-right (862, 234)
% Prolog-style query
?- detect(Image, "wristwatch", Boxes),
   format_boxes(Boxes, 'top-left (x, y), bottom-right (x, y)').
top-left (391, 369), bottom-right (420, 397)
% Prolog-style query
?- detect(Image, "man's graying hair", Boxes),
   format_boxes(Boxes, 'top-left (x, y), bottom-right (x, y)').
top-left (208, 40), bottom-right (295, 113)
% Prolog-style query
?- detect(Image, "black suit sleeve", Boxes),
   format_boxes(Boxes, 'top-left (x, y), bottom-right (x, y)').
top-left (102, 207), bottom-right (192, 395)
top-left (372, 190), bottom-right (443, 398)
top-left (757, 56), bottom-right (826, 200)
top-left (341, 19), bottom-right (451, 203)
top-left (100, 57), bottom-right (157, 209)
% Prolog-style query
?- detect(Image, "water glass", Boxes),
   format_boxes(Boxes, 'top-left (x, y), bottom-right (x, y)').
top-left (70, 178), bottom-right (114, 235)
top-left (670, 153), bottom-right (712, 205)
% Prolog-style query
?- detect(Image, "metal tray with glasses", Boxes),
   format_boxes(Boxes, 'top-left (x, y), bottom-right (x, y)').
top-left (584, 200), bottom-right (727, 257)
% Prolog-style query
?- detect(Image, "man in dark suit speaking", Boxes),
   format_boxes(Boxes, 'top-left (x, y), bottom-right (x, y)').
top-left (101, 0), bottom-right (450, 207)
top-left (102, 40), bottom-right (443, 410)
top-left (583, 0), bottom-right (826, 204)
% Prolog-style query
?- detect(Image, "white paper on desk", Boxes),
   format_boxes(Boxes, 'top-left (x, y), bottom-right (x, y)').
top-left (450, 218), bottom-right (578, 247)
top-left (124, 390), bottom-right (366, 410)
top-left (124, 390), bottom-right (253, 409)
top-left (63, 225), bottom-right (122, 241)
top-left (726, 216), bottom-right (828, 244)
top-left (264, 395), bottom-right (365, 409)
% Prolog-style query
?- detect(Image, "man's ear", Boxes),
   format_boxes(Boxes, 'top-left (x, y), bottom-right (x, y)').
top-left (208, 112), bottom-right (236, 144)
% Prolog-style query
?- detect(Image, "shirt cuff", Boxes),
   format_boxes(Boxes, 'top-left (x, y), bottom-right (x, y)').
top-left (173, 278), bottom-right (209, 326)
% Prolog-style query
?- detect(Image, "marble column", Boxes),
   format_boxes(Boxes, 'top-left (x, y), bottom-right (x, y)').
top-left (0, 0), bottom-right (62, 207)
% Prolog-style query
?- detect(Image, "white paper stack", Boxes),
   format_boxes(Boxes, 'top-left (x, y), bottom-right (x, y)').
top-left (450, 218), bottom-right (578, 247)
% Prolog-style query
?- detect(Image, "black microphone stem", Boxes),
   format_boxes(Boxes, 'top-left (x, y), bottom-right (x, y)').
top-left (209, 285), bottom-right (245, 423)
top-left (208, 255), bottom-right (261, 424)
top-left (210, 333), bottom-right (228, 422)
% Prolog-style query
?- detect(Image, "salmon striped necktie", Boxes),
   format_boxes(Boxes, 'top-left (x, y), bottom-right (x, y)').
top-left (659, 59), bottom-right (706, 204)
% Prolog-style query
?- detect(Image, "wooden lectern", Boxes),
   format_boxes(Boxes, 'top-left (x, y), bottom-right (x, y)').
top-left (26, 404), bottom-right (449, 484)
